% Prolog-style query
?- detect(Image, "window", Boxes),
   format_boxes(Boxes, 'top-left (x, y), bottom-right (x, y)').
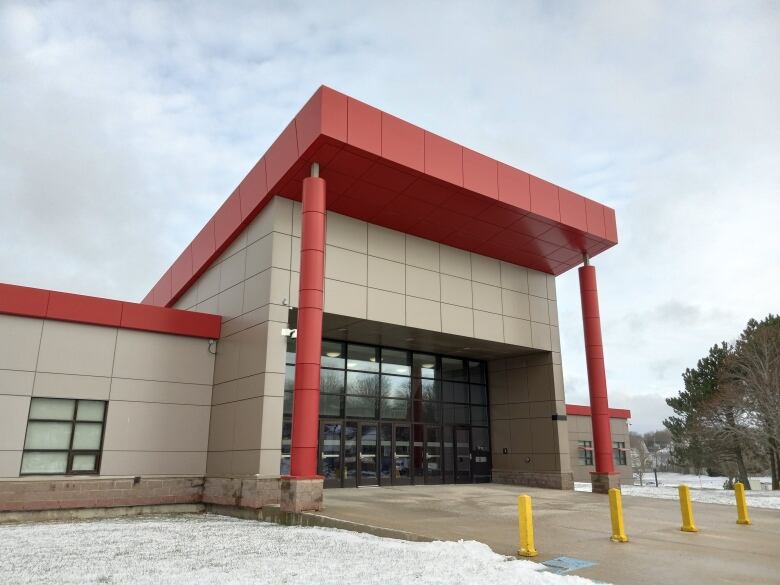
top-left (21, 398), bottom-right (107, 475)
top-left (577, 440), bottom-right (593, 466)
top-left (613, 441), bottom-right (627, 466)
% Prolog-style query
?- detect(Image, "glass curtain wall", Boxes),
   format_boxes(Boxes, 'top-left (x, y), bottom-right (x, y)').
top-left (281, 339), bottom-right (491, 486)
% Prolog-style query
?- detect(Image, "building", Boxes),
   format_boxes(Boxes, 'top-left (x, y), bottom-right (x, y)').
top-left (566, 405), bottom-right (631, 484)
top-left (0, 86), bottom-right (624, 517)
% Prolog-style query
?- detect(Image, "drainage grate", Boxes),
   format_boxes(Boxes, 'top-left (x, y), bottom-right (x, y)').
top-left (541, 556), bottom-right (597, 574)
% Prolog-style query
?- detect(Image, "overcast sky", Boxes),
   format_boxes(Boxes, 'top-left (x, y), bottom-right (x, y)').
top-left (1, 1), bottom-right (778, 432)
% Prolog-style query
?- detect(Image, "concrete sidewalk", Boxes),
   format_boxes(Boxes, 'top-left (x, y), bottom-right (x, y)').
top-left (309, 483), bottom-right (780, 585)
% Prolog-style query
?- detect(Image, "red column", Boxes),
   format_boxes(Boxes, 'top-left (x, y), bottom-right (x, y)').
top-left (579, 262), bottom-right (615, 475)
top-left (289, 167), bottom-right (326, 478)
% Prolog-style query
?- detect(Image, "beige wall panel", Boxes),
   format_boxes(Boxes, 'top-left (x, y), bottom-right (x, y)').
top-left (531, 419), bottom-right (556, 453)
top-left (218, 248), bottom-right (247, 292)
top-left (439, 246), bottom-right (471, 279)
top-left (441, 304), bottom-right (474, 337)
top-left (405, 266), bottom-right (440, 301)
top-left (501, 289), bottom-right (530, 320)
top-left (0, 395), bottom-right (30, 450)
top-left (440, 274), bottom-right (472, 308)
top-left (208, 402), bottom-right (236, 452)
top-left (258, 448), bottom-right (282, 476)
top-left (405, 235), bottom-right (439, 271)
top-left (0, 451), bottom-right (22, 478)
top-left (503, 316), bottom-right (532, 346)
top-left (548, 300), bottom-right (559, 326)
top-left (196, 266), bottom-right (221, 303)
top-left (367, 256), bottom-right (405, 294)
top-left (0, 315), bottom-right (42, 372)
top-left (546, 274), bottom-right (557, 301)
top-left (290, 236), bottom-right (301, 272)
top-left (367, 289), bottom-right (406, 325)
top-left (510, 422), bottom-right (532, 453)
top-left (113, 330), bottom-right (214, 385)
top-left (529, 295), bottom-right (550, 324)
top-left (206, 451), bottom-right (232, 476)
top-left (324, 279), bottom-right (367, 319)
top-left (213, 334), bottom-right (241, 385)
top-left (325, 245), bottom-right (367, 285)
top-left (196, 295), bottom-right (219, 315)
top-left (233, 398), bottom-right (263, 451)
top-left (267, 268), bottom-right (292, 306)
top-left (500, 262), bottom-right (529, 293)
top-left (472, 282), bottom-right (502, 313)
top-left (104, 401), bottom-right (210, 452)
top-left (38, 321), bottom-right (117, 378)
top-left (473, 310), bottom-right (504, 343)
top-left (288, 271), bottom-right (300, 307)
top-left (175, 286), bottom-right (198, 310)
top-left (246, 197), bottom-right (293, 244)
top-left (528, 270), bottom-right (548, 298)
top-left (211, 380), bottom-right (238, 406)
top-left (470, 254), bottom-right (501, 286)
top-left (405, 297), bottom-right (441, 332)
top-left (232, 323), bottom-right (268, 379)
top-left (217, 283), bottom-right (245, 322)
top-left (326, 212), bottom-right (367, 253)
top-left (245, 234), bottom-right (274, 278)
top-left (110, 378), bottom-right (211, 406)
top-left (231, 450), bottom-right (262, 475)
top-left (33, 373), bottom-right (110, 400)
top-left (292, 201), bottom-right (302, 236)
top-left (233, 372), bottom-right (284, 402)
top-left (259, 395), bottom-right (284, 450)
top-left (100, 450), bottom-right (206, 476)
top-left (531, 322), bottom-right (553, 351)
top-left (243, 270), bottom-right (272, 313)
top-left (217, 230), bottom-right (248, 264)
top-left (491, 419), bottom-right (511, 454)
top-left (0, 369), bottom-right (35, 397)
top-left (367, 224), bottom-right (405, 263)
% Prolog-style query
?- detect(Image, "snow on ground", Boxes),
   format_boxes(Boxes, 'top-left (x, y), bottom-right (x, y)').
top-left (575, 472), bottom-right (780, 510)
top-left (0, 514), bottom-right (601, 585)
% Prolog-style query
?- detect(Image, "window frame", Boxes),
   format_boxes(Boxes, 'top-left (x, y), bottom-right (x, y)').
top-left (613, 441), bottom-right (627, 466)
top-left (577, 440), bottom-right (593, 466)
top-left (20, 398), bottom-right (108, 476)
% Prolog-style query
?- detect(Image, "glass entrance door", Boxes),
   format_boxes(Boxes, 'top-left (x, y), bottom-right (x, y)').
top-left (393, 424), bottom-right (411, 485)
top-left (454, 427), bottom-right (471, 483)
top-left (319, 421), bottom-right (343, 489)
top-left (358, 423), bottom-right (379, 486)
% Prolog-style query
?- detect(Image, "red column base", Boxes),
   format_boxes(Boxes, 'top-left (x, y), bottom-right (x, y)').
top-left (279, 477), bottom-right (324, 513)
top-left (590, 472), bottom-right (622, 494)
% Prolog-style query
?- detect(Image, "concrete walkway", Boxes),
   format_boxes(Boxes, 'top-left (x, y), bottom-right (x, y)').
top-left (310, 483), bottom-right (780, 585)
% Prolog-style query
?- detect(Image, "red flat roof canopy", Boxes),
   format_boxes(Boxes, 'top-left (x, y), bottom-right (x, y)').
top-left (145, 86), bottom-right (618, 307)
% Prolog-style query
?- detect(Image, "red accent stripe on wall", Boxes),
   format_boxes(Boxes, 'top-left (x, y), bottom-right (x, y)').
top-left (566, 404), bottom-right (631, 420)
top-left (0, 283), bottom-right (221, 339)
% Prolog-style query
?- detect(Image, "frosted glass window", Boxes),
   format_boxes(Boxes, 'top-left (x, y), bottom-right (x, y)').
top-left (76, 401), bottom-right (105, 422)
top-left (71, 454), bottom-right (97, 472)
top-left (24, 422), bottom-right (72, 449)
top-left (22, 398), bottom-right (106, 475)
top-left (21, 452), bottom-right (68, 474)
top-left (72, 423), bottom-right (102, 450)
top-left (29, 398), bottom-right (75, 420)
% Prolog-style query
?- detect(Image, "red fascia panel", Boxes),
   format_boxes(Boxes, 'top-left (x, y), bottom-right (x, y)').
top-left (146, 85), bottom-right (618, 307)
top-left (424, 132), bottom-right (463, 186)
top-left (120, 302), bottom-right (221, 339)
top-left (0, 283), bottom-right (50, 318)
top-left (565, 404), bottom-right (631, 419)
top-left (0, 282), bottom-right (220, 339)
top-left (170, 245), bottom-right (194, 295)
top-left (47, 290), bottom-right (123, 327)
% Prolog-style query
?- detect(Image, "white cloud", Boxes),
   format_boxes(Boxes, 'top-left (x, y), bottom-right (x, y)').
top-left (1, 1), bottom-right (778, 432)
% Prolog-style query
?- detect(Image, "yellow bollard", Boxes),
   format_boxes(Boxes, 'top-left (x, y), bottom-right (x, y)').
top-left (608, 488), bottom-right (629, 542)
top-left (678, 484), bottom-right (699, 532)
top-left (734, 482), bottom-right (752, 525)
top-left (517, 494), bottom-right (538, 557)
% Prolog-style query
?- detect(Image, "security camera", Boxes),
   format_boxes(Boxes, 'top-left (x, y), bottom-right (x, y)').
top-left (281, 328), bottom-right (298, 338)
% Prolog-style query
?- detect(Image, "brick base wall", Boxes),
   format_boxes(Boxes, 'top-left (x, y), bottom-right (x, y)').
top-left (492, 470), bottom-right (574, 490)
top-left (0, 477), bottom-right (204, 512)
top-left (202, 477), bottom-right (280, 509)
